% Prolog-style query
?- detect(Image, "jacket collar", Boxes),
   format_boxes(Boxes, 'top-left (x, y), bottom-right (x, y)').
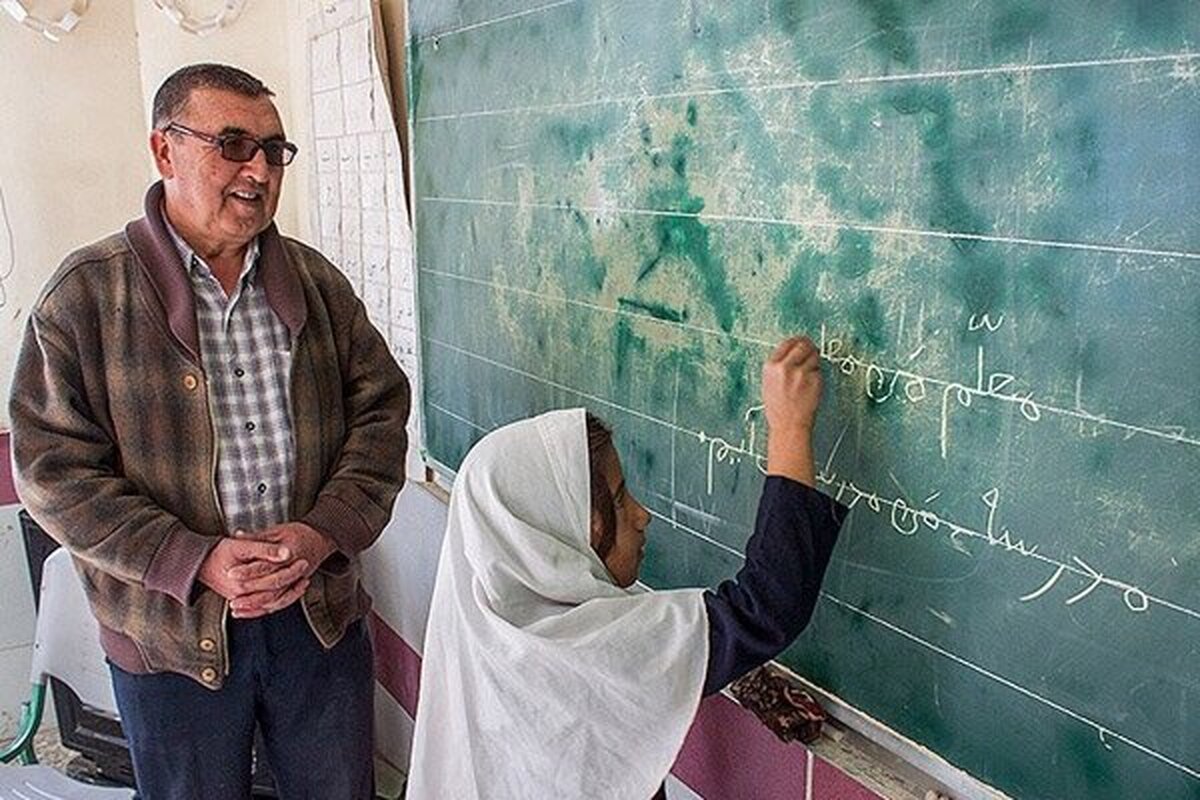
top-left (125, 181), bottom-right (307, 359)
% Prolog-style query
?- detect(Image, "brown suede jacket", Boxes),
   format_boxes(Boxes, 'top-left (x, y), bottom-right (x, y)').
top-left (9, 182), bottom-right (411, 688)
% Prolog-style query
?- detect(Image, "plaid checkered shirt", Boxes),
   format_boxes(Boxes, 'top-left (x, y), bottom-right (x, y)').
top-left (165, 218), bottom-right (296, 535)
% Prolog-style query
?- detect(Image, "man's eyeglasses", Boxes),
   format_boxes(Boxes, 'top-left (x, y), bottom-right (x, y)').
top-left (162, 122), bottom-right (298, 167)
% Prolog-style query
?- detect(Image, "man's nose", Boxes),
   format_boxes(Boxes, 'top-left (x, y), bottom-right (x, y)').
top-left (240, 146), bottom-right (272, 179)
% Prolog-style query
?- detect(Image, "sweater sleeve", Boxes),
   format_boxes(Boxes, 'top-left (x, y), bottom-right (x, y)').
top-left (300, 286), bottom-right (411, 558)
top-left (9, 309), bottom-right (217, 605)
top-left (702, 476), bottom-right (848, 695)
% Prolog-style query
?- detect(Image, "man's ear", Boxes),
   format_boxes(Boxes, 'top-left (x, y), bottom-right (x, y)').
top-left (150, 129), bottom-right (175, 179)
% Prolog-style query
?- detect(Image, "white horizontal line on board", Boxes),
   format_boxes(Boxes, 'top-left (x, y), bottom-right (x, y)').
top-left (420, 341), bottom-right (1199, 620)
top-left (415, 51), bottom-right (1198, 122)
top-left (422, 399), bottom-right (1200, 781)
top-left (420, 194), bottom-right (1200, 262)
top-left (419, 265), bottom-right (1200, 451)
top-left (416, 0), bottom-right (577, 44)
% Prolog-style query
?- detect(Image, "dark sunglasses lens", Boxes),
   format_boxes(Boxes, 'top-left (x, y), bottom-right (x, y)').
top-left (262, 141), bottom-right (295, 166)
top-left (221, 137), bottom-right (260, 162)
top-left (219, 136), bottom-right (294, 166)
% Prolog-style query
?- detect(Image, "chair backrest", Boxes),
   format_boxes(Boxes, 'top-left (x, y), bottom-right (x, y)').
top-left (28, 549), bottom-right (118, 714)
top-left (0, 764), bottom-right (134, 799)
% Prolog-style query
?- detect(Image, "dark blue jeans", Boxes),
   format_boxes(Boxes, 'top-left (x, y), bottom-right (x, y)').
top-left (109, 604), bottom-right (374, 800)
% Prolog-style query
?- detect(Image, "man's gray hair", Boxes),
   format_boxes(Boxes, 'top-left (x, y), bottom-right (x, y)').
top-left (152, 63), bottom-right (274, 129)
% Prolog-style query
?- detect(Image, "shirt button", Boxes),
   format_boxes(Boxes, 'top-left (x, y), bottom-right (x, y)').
top-left (200, 667), bottom-right (218, 684)
top-left (199, 638), bottom-right (216, 652)
top-left (257, 483), bottom-right (267, 494)
top-left (245, 422), bottom-right (256, 432)
top-left (183, 374), bottom-right (199, 391)
top-left (234, 367), bottom-right (245, 378)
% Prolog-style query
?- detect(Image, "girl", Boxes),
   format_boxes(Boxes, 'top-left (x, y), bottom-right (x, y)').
top-left (409, 336), bottom-right (846, 798)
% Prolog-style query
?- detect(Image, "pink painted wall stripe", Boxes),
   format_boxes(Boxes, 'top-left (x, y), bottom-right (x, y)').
top-left (672, 693), bottom-right (809, 799)
top-left (367, 612), bottom-right (879, 799)
top-left (370, 610), bottom-right (422, 718)
top-left (811, 753), bottom-right (885, 800)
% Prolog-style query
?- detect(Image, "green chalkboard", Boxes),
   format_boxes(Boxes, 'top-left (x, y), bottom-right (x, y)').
top-left (407, 3), bottom-right (1200, 798)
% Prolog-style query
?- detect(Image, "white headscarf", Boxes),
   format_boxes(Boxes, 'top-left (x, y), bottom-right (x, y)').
top-left (407, 409), bottom-right (709, 799)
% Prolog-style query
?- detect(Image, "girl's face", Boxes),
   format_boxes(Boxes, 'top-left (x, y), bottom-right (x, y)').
top-left (591, 444), bottom-right (651, 587)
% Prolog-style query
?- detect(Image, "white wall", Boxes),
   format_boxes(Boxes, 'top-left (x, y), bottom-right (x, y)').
top-left (0, 0), bottom-right (149, 431)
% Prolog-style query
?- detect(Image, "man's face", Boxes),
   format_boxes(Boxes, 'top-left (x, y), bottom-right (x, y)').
top-left (592, 444), bottom-right (651, 588)
top-left (150, 87), bottom-right (286, 253)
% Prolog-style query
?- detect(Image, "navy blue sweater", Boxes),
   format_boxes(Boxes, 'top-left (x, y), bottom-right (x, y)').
top-left (702, 476), bottom-right (847, 695)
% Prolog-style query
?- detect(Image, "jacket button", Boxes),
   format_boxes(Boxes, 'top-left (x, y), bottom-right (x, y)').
top-left (183, 374), bottom-right (199, 391)
top-left (200, 667), bottom-right (218, 683)
top-left (199, 638), bottom-right (216, 652)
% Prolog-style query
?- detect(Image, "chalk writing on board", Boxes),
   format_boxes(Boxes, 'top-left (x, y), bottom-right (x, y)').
top-left (967, 312), bottom-right (1005, 333)
top-left (427, 373), bottom-right (1200, 783)
top-left (815, 475), bottom-right (1179, 619)
top-left (817, 324), bottom-right (1199, 454)
top-left (690, 404), bottom-right (1197, 623)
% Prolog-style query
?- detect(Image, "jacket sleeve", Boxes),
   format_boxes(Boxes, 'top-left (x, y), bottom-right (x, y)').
top-left (9, 309), bottom-right (217, 605)
top-left (300, 294), bottom-right (411, 558)
top-left (702, 476), bottom-right (848, 695)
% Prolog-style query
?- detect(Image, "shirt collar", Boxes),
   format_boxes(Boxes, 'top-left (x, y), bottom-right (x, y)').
top-left (161, 204), bottom-right (261, 289)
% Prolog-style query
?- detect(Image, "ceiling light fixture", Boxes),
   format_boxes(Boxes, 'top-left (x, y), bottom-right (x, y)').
top-left (151, 0), bottom-right (245, 37)
top-left (0, 0), bottom-right (89, 42)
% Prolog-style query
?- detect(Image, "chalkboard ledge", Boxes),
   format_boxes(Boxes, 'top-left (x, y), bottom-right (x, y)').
top-left (750, 663), bottom-right (1010, 800)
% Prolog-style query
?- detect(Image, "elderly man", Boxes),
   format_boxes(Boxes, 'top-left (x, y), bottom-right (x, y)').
top-left (9, 63), bottom-right (409, 798)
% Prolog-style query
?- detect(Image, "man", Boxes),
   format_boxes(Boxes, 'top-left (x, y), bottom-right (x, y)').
top-left (9, 63), bottom-right (410, 799)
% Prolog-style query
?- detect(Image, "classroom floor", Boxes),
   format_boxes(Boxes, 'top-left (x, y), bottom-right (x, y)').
top-left (28, 728), bottom-right (74, 771)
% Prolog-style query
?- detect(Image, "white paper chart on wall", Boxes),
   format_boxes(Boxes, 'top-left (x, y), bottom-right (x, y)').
top-left (306, 0), bottom-right (420, 475)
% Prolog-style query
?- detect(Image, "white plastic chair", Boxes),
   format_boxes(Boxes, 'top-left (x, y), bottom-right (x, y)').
top-left (0, 548), bottom-right (133, 798)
